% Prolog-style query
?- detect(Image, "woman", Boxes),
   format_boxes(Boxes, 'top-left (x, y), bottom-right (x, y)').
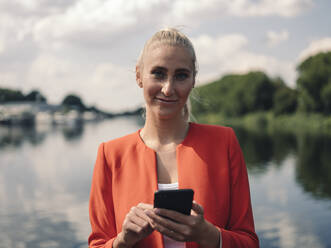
top-left (88, 28), bottom-right (259, 248)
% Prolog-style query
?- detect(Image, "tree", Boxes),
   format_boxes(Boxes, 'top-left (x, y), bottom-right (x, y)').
top-left (191, 71), bottom-right (276, 117)
top-left (239, 71), bottom-right (275, 113)
top-left (25, 90), bottom-right (47, 103)
top-left (61, 94), bottom-right (86, 111)
top-left (321, 81), bottom-right (331, 114)
top-left (272, 78), bottom-right (298, 115)
top-left (296, 51), bottom-right (331, 113)
top-left (273, 87), bottom-right (298, 115)
top-left (0, 88), bottom-right (25, 102)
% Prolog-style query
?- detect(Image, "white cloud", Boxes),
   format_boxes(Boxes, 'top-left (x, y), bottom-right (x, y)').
top-left (0, 0), bottom-right (77, 17)
top-left (193, 33), bottom-right (296, 86)
top-left (0, 46), bottom-right (3, 55)
top-left (32, 0), bottom-right (160, 48)
top-left (0, 72), bottom-right (18, 87)
top-left (24, 0), bottom-right (314, 49)
top-left (0, 0), bottom-right (315, 51)
top-left (14, 0), bottom-right (39, 11)
top-left (234, 0), bottom-right (314, 17)
top-left (0, 0), bottom-right (321, 110)
top-left (193, 34), bottom-right (247, 66)
top-left (25, 53), bottom-right (142, 111)
top-left (298, 37), bottom-right (331, 62)
top-left (170, 0), bottom-right (313, 21)
top-left (88, 63), bottom-right (142, 111)
top-left (267, 30), bottom-right (289, 47)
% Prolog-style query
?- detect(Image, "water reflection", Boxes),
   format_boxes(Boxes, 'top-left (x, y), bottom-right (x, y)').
top-left (0, 211), bottom-right (85, 248)
top-left (234, 128), bottom-right (297, 170)
top-left (0, 126), bottom-right (46, 148)
top-left (0, 117), bottom-right (142, 248)
top-left (234, 128), bottom-right (331, 200)
top-left (0, 117), bottom-right (145, 149)
top-left (62, 123), bottom-right (84, 142)
top-left (1, 118), bottom-right (331, 248)
top-left (250, 154), bottom-right (331, 248)
top-left (0, 123), bottom-right (86, 149)
top-left (235, 128), bottom-right (274, 171)
top-left (296, 134), bottom-right (331, 200)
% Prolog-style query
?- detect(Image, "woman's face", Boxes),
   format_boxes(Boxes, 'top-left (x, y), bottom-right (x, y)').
top-left (137, 45), bottom-right (195, 119)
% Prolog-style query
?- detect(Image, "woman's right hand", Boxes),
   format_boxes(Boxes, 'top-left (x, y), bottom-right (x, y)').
top-left (113, 203), bottom-right (154, 248)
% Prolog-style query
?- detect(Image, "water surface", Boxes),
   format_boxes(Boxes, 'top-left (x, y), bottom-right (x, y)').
top-left (0, 117), bottom-right (331, 248)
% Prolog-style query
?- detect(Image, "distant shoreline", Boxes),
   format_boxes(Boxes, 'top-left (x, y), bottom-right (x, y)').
top-left (0, 102), bottom-right (143, 127)
top-left (195, 112), bottom-right (331, 135)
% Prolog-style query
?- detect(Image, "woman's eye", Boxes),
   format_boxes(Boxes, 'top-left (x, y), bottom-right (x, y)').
top-left (175, 73), bottom-right (189, 81)
top-left (152, 70), bottom-right (165, 79)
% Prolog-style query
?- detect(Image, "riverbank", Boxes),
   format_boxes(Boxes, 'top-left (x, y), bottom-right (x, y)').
top-left (195, 112), bottom-right (331, 135)
top-left (0, 102), bottom-right (143, 127)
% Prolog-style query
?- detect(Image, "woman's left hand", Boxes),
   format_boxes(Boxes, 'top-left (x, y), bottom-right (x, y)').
top-left (146, 201), bottom-right (220, 247)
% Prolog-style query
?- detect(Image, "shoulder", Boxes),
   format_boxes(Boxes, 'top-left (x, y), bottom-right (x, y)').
top-left (103, 131), bottom-right (139, 152)
top-left (191, 122), bottom-right (235, 140)
top-left (188, 122), bottom-right (239, 152)
top-left (97, 130), bottom-right (141, 164)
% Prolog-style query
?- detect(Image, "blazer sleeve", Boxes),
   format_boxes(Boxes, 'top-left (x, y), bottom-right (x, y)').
top-left (88, 143), bottom-right (117, 248)
top-left (219, 129), bottom-right (259, 248)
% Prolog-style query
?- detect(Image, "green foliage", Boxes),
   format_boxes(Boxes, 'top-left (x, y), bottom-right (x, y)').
top-left (297, 51), bottom-right (331, 113)
top-left (192, 51), bottom-right (331, 120)
top-left (296, 133), bottom-right (331, 199)
top-left (0, 88), bottom-right (25, 102)
top-left (321, 82), bottom-right (331, 114)
top-left (210, 112), bottom-right (331, 135)
top-left (0, 88), bottom-right (47, 103)
top-left (25, 90), bottom-right (47, 103)
top-left (273, 86), bottom-right (298, 115)
top-left (61, 94), bottom-right (86, 111)
top-left (191, 71), bottom-right (276, 117)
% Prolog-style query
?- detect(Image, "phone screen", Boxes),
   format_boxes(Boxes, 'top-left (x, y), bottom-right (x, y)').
top-left (154, 189), bottom-right (194, 215)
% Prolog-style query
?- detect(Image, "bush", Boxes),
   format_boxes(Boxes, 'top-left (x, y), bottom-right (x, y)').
top-left (273, 87), bottom-right (298, 115)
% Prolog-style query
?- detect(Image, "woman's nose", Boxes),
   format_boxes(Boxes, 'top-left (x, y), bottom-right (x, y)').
top-left (161, 80), bottom-right (174, 96)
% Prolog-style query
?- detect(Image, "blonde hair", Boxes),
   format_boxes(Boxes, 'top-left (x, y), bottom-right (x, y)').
top-left (137, 28), bottom-right (198, 121)
top-left (137, 28), bottom-right (198, 77)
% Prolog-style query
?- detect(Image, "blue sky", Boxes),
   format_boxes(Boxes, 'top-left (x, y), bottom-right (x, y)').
top-left (0, 0), bottom-right (330, 111)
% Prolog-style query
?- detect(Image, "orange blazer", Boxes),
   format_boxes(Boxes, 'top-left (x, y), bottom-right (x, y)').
top-left (88, 123), bottom-right (259, 248)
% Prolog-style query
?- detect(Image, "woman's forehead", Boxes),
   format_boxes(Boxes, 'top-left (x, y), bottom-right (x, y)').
top-left (143, 44), bottom-right (194, 69)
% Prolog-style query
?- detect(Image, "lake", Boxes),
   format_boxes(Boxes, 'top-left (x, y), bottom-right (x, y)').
top-left (0, 116), bottom-right (331, 248)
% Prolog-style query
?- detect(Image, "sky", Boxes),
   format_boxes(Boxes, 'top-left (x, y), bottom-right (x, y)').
top-left (0, 0), bottom-right (330, 112)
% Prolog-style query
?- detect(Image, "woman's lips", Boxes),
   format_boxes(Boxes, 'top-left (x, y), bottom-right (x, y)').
top-left (155, 97), bottom-right (177, 103)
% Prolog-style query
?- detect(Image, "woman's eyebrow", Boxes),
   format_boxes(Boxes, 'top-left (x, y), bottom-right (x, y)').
top-left (175, 68), bottom-right (191, 73)
top-left (150, 66), bottom-right (191, 73)
top-left (151, 66), bottom-right (167, 71)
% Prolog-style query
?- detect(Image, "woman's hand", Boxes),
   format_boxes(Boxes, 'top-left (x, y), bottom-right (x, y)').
top-left (113, 203), bottom-right (154, 248)
top-left (146, 201), bottom-right (220, 247)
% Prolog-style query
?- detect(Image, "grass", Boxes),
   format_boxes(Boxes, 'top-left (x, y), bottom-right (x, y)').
top-left (195, 112), bottom-right (331, 135)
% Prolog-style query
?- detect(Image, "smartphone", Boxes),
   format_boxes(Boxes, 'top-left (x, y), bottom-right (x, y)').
top-left (154, 189), bottom-right (194, 215)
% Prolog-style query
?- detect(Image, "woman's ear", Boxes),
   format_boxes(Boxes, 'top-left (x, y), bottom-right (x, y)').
top-left (136, 65), bottom-right (143, 88)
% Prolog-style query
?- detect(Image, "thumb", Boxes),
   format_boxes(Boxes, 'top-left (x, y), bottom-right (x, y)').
top-left (191, 201), bottom-right (204, 216)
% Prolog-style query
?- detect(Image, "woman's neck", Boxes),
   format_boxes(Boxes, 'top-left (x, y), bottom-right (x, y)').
top-left (140, 113), bottom-right (189, 151)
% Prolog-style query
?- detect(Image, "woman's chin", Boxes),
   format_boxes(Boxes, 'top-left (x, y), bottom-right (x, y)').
top-left (145, 105), bottom-right (184, 120)
top-left (156, 109), bottom-right (182, 120)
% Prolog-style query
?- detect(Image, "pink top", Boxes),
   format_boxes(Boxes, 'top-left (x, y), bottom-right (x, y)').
top-left (158, 182), bottom-right (185, 248)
